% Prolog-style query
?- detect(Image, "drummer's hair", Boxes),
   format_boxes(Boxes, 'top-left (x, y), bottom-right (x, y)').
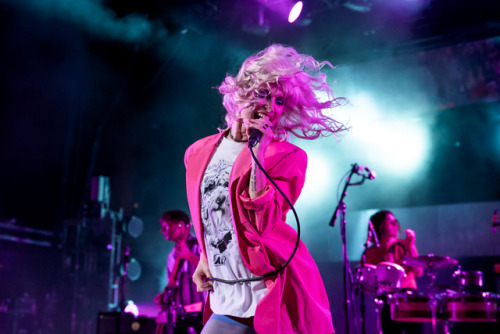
top-left (370, 210), bottom-right (398, 238)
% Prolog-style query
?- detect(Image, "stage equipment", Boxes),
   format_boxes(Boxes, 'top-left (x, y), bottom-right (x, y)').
top-left (492, 209), bottom-right (499, 232)
top-left (403, 254), bottom-right (459, 270)
top-left (97, 312), bottom-right (156, 334)
top-left (329, 163), bottom-right (376, 334)
top-left (288, 1), bottom-right (303, 23)
top-left (453, 266), bottom-right (483, 291)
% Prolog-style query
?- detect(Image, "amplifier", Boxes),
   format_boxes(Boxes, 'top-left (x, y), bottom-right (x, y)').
top-left (97, 312), bottom-right (156, 334)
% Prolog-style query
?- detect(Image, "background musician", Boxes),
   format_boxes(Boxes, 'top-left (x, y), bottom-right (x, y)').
top-left (364, 210), bottom-right (423, 289)
top-left (363, 210), bottom-right (424, 334)
top-left (155, 210), bottom-right (204, 334)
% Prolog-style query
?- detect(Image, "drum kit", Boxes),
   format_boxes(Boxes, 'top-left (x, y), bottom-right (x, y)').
top-left (355, 254), bottom-right (500, 334)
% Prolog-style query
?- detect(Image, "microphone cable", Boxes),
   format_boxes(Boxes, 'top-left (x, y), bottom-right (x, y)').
top-left (206, 145), bottom-right (301, 284)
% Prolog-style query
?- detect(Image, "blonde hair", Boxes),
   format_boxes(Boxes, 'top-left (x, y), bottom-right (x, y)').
top-left (218, 44), bottom-right (347, 139)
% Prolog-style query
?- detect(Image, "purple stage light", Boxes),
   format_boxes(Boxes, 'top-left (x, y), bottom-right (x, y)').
top-left (288, 1), bottom-right (303, 23)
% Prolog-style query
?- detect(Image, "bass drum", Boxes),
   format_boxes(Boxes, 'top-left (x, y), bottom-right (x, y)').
top-left (388, 290), bottom-right (442, 323)
top-left (444, 292), bottom-right (499, 322)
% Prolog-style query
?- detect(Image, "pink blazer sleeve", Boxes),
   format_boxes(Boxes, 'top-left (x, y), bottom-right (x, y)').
top-left (237, 145), bottom-right (307, 234)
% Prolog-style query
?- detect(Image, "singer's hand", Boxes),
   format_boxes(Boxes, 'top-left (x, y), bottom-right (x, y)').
top-left (244, 115), bottom-right (274, 198)
top-left (192, 256), bottom-right (213, 292)
top-left (243, 115), bottom-right (274, 153)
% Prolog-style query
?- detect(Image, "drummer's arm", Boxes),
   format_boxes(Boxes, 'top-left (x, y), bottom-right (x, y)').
top-left (404, 229), bottom-right (424, 277)
top-left (407, 244), bottom-right (424, 277)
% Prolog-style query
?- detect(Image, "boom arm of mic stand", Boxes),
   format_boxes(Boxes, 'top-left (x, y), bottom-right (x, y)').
top-left (329, 166), bottom-right (359, 227)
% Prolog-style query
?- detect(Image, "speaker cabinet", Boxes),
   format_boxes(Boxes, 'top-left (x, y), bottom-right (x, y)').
top-left (97, 312), bottom-right (156, 334)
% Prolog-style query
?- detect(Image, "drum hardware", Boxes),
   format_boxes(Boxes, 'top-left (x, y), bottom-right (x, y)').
top-left (355, 262), bottom-right (406, 295)
top-left (403, 254), bottom-right (459, 292)
top-left (356, 264), bottom-right (378, 294)
top-left (429, 293), bottom-right (441, 334)
top-left (377, 262), bottom-right (406, 293)
top-left (403, 254), bottom-right (459, 270)
top-left (452, 266), bottom-right (483, 292)
top-left (387, 290), bottom-right (462, 334)
top-left (443, 291), bottom-right (499, 323)
top-left (355, 262), bottom-right (407, 334)
top-left (373, 296), bottom-right (385, 334)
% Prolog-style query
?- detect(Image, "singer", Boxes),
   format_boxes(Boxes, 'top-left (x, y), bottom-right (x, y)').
top-left (362, 210), bottom-right (424, 334)
top-left (184, 44), bottom-right (347, 334)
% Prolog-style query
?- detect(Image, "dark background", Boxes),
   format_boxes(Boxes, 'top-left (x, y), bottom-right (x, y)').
top-left (1, 0), bottom-right (500, 333)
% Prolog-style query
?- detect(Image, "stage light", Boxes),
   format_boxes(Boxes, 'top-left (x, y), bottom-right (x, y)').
top-left (126, 258), bottom-right (142, 281)
top-left (124, 300), bottom-right (139, 317)
top-left (122, 215), bottom-right (144, 238)
top-left (288, 1), bottom-right (303, 23)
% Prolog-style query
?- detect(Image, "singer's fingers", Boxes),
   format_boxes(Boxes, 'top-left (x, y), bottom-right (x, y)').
top-left (193, 271), bottom-right (213, 292)
top-left (248, 117), bottom-right (272, 132)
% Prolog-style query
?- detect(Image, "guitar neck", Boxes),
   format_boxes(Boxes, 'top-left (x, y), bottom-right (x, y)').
top-left (166, 231), bottom-right (190, 288)
top-left (167, 257), bottom-right (183, 288)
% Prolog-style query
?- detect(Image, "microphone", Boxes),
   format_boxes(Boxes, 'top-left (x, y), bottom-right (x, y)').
top-left (248, 128), bottom-right (262, 148)
top-left (492, 210), bottom-right (499, 233)
top-left (365, 224), bottom-right (372, 246)
top-left (355, 164), bottom-right (376, 180)
top-left (368, 221), bottom-right (380, 248)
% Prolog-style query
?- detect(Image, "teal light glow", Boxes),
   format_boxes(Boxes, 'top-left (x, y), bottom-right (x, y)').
top-left (339, 93), bottom-right (430, 177)
top-left (300, 153), bottom-right (332, 202)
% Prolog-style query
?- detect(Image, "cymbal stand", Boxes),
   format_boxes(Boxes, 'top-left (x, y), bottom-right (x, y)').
top-left (358, 244), bottom-right (370, 334)
top-left (443, 320), bottom-right (452, 334)
top-left (373, 294), bottom-right (384, 334)
top-left (429, 294), bottom-right (439, 334)
top-left (165, 288), bottom-right (175, 334)
top-left (425, 267), bottom-right (438, 334)
top-left (426, 268), bottom-right (453, 334)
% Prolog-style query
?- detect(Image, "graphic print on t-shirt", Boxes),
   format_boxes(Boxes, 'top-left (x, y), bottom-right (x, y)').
top-left (201, 159), bottom-right (233, 266)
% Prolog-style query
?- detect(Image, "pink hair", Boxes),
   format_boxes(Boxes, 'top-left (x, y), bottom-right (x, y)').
top-left (218, 44), bottom-right (348, 139)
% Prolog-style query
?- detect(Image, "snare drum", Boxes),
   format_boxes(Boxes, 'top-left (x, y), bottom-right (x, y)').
top-left (377, 262), bottom-right (406, 293)
top-left (388, 291), bottom-right (441, 322)
top-left (444, 292), bottom-right (499, 322)
top-left (356, 264), bottom-right (378, 293)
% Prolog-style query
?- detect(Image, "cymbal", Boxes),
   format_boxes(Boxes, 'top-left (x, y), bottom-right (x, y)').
top-left (403, 254), bottom-right (458, 269)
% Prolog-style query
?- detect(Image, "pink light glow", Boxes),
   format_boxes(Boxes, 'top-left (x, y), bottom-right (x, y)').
top-left (288, 1), bottom-right (303, 23)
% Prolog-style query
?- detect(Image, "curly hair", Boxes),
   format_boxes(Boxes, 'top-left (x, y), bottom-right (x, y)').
top-left (160, 210), bottom-right (190, 225)
top-left (218, 44), bottom-right (348, 140)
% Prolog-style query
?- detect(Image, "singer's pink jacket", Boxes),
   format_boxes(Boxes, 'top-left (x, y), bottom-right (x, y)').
top-left (184, 131), bottom-right (334, 334)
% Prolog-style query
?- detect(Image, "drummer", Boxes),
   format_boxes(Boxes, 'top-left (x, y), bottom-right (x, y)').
top-left (363, 210), bottom-right (423, 289)
top-left (362, 210), bottom-right (424, 334)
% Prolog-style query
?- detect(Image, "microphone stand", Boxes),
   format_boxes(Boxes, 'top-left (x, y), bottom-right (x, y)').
top-left (329, 163), bottom-right (371, 334)
top-left (359, 235), bottom-right (370, 334)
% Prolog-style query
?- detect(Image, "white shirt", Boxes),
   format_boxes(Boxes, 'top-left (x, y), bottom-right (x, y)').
top-left (200, 137), bottom-right (268, 317)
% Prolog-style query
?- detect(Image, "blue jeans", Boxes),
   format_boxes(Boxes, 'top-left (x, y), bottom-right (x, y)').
top-left (201, 314), bottom-right (257, 334)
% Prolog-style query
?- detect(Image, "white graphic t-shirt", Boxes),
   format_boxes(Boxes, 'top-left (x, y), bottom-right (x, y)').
top-left (200, 137), bottom-right (268, 317)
